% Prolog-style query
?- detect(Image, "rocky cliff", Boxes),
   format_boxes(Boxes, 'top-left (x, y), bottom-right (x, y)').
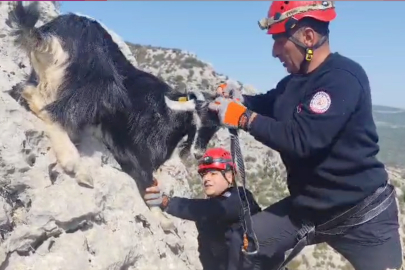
top-left (0, 2), bottom-right (403, 270)
top-left (0, 2), bottom-right (202, 269)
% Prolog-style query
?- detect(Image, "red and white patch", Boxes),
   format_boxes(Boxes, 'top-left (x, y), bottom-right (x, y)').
top-left (309, 91), bottom-right (331, 114)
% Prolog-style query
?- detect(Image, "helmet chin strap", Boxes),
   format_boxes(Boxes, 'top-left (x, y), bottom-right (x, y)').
top-left (220, 170), bottom-right (234, 188)
top-left (287, 33), bottom-right (329, 74)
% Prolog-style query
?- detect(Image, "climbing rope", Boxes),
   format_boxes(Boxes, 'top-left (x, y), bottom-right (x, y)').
top-left (229, 128), bottom-right (260, 255)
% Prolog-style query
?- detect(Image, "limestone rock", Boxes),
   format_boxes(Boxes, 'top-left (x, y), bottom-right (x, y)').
top-left (0, 2), bottom-right (201, 269)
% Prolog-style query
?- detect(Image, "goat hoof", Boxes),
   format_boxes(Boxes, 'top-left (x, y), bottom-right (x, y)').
top-left (192, 148), bottom-right (205, 160)
top-left (59, 155), bottom-right (79, 174)
top-left (160, 218), bottom-right (175, 232)
top-left (150, 206), bottom-right (175, 232)
top-left (21, 89), bottom-right (32, 101)
top-left (76, 172), bottom-right (94, 188)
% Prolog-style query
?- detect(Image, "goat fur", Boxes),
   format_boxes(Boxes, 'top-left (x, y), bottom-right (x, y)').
top-left (7, 1), bottom-right (220, 230)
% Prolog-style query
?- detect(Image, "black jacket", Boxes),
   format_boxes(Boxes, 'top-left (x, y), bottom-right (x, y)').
top-left (165, 186), bottom-right (261, 270)
top-left (243, 52), bottom-right (388, 223)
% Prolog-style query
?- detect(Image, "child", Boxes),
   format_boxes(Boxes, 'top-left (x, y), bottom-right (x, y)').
top-left (144, 147), bottom-right (262, 270)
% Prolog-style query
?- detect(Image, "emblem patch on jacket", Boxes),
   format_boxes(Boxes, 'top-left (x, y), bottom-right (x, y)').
top-left (309, 90), bottom-right (331, 114)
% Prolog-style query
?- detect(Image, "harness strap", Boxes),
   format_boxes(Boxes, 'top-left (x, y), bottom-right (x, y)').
top-left (286, 27), bottom-right (329, 73)
top-left (275, 183), bottom-right (395, 270)
top-left (229, 128), bottom-right (260, 256)
top-left (276, 221), bottom-right (315, 270)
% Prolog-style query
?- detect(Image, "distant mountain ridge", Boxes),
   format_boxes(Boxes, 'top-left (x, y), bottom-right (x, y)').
top-left (373, 104), bottom-right (405, 112)
top-left (372, 105), bottom-right (405, 168)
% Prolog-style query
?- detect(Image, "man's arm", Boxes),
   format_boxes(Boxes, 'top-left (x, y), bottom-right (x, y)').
top-left (164, 194), bottom-right (241, 222)
top-left (242, 75), bottom-right (290, 117)
top-left (248, 69), bottom-right (363, 159)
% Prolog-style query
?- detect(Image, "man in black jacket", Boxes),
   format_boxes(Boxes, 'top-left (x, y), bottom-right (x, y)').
top-left (209, 1), bottom-right (402, 270)
top-left (144, 147), bottom-right (262, 270)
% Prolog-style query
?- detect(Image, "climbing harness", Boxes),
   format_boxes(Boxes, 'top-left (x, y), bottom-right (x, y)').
top-left (229, 128), bottom-right (260, 256)
top-left (275, 183), bottom-right (396, 270)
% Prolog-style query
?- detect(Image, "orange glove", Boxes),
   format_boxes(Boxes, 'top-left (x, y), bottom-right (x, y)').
top-left (216, 82), bottom-right (245, 103)
top-left (208, 97), bottom-right (251, 129)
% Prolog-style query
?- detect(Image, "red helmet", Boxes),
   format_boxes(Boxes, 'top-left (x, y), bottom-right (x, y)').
top-left (258, 1), bottom-right (336, 35)
top-left (197, 148), bottom-right (235, 173)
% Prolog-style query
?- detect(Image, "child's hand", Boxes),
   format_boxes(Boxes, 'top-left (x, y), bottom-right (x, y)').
top-left (144, 186), bottom-right (169, 209)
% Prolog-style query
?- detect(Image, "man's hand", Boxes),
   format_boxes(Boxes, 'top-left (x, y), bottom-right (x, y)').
top-left (144, 186), bottom-right (169, 210)
top-left (208, 96), bottom-right (248, 129)
top-left (216, 82), bottom-right (244, 104)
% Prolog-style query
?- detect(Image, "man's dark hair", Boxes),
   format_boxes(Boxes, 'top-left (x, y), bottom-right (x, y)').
top-left (297, 17), bottom-right (330, 37)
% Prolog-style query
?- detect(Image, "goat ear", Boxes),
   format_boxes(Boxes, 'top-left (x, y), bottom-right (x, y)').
top-left (187, 89), bottom-right (206, 102)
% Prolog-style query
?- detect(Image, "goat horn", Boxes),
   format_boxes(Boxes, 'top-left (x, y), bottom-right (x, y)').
top-left (164, 96), bottom-right (196, 112)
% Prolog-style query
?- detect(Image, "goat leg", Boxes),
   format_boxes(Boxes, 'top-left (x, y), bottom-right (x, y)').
top-left (43, 118), bottom-right (94, 188)
top-left (178, 124), bottom-right (196, 161)
top-left (149, 178), bottom-right (175, 232)
top-left (107, 151), bottom-right (175, 231)
top-left (21, 84), bottom-right (94, 188)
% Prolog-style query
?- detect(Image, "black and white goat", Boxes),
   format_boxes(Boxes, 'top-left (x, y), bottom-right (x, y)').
top-left (7, 2), bottom-right (220, 230)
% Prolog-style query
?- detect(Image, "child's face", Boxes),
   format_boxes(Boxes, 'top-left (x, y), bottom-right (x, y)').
top-left (201, 170), bottom-right (232, 197)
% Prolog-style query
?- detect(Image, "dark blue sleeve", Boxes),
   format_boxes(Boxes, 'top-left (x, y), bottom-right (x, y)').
top-left (165, 194), bottom-right (241, 222)
top-left (248, 69), bottom-right (363, 159)
top-left (242, 75), bottom-right (290, 118)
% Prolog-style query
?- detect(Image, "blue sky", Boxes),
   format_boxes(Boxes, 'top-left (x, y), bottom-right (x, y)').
top-left (60, 1), bottom-right (404, 109)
